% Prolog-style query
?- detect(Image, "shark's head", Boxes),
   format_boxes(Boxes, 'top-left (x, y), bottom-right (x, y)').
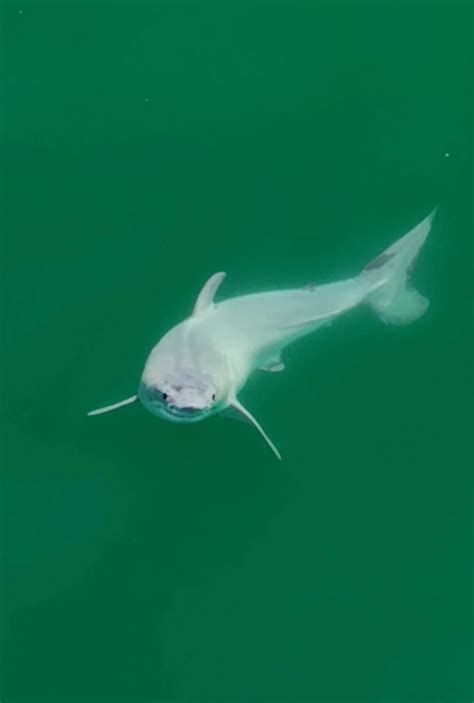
top-left (138, 371), bottom-right (223, 423)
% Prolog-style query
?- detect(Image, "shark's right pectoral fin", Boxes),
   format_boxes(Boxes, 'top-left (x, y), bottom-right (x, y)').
top-left (87, 395), bottom-right (138, 416)
top-left (225, 397), bottom-right (282, 461)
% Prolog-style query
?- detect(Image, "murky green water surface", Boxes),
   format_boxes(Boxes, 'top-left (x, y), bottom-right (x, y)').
top-left (3, 2), bottom-right (473, 701)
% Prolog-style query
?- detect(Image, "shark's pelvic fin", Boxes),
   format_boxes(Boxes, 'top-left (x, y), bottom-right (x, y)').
top-left (193, 272), bottom-right (226, 316)
top-left (259, 355), bottom-right (285, 373)
top-left (229, 397), bottom-right (281, 460)
top-left (87, 395), bottom-right (138, 416)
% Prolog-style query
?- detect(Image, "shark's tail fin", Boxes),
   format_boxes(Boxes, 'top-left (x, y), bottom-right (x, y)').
top-left (361, 209), bottom-right (436, 326)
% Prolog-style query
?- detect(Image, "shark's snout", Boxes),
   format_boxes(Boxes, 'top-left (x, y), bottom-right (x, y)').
top-left (167, 386), bottom-right (210, 411)
top-left (138, 372), bottom-right (220, 423)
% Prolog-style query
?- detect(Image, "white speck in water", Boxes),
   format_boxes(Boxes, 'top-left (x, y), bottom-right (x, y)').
top-left (144, 97), bottom-right (150, 103)
top-left (19, 8), bottom-right (23, 13)
top-left (444, 152), bottom-right (451, 157)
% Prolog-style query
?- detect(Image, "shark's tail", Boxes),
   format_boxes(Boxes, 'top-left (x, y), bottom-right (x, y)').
top-left (361, 209), bottom-right (436, 326)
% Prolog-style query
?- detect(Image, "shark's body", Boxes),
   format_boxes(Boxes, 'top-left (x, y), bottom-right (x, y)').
top-left (89, 210), bottom-right (436, 459)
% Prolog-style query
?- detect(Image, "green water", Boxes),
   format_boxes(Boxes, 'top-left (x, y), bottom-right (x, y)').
top-left (2, 2), bottom-right (473, 701)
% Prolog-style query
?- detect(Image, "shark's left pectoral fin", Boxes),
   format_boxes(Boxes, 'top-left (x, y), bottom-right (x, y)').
top-left (193, 272), bottom-right (226, 315)
top-left (87, 395), bottom-right (138, 416)
top-left (225, 397), bottom-right (281, 461)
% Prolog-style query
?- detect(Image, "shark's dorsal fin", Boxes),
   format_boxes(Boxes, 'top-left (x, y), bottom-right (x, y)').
top-left (228, 397), bottom-right (281, 460)
top-left (87, 395), bottom-right (138, 416)
top-left (193, 272), bottom-right (226, 316)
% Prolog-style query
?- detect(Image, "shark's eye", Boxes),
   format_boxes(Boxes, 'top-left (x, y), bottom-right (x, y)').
top-left (162, 392), bottom-right (168, 401)
top-left (212, 393), bottom-right (216, 401)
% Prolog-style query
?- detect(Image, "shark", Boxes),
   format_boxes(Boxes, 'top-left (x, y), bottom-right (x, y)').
top-left (88, 209), bottom-right (436, 460)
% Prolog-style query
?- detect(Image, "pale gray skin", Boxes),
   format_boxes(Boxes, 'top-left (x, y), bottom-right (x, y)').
top-left (88, 210), bottom-right (436, 459)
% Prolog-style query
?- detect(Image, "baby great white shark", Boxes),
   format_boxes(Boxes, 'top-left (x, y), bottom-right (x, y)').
top-left (88, 210), bottom-right (436, 460)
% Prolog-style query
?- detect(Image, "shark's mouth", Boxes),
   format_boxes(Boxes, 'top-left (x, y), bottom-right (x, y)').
top-left (164, 403), bottom-right (207, 419)
top-left (138, 382), bottom-right (212, 423)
